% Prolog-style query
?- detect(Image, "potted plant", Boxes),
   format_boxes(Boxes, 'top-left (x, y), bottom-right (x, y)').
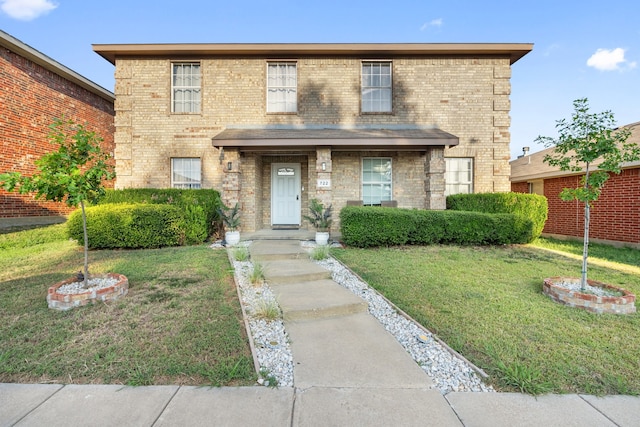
top-left (303, 198), bottom-right (332, 245)
top-left (218, 202), bottom-right (241, 246)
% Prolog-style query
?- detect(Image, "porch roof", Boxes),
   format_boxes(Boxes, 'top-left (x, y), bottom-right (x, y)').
top-left (211, 127), bottom-right (459, 151)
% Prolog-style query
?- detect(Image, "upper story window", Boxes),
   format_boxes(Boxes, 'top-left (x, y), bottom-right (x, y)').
top-left (361, 61), bottom-right (392, 113)
top-left (267, 62), bottom-right (297, 113)
top-left (172, 63), bottom-right (201, 113)
top-left (445, 158), bottom-right (473, 196)
top-left (172, 158), bottom-right (201, 189)
top-left (362, 158), bottom-right (392, 205)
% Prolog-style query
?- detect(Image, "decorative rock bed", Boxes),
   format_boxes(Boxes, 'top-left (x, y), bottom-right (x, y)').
top-left (47, 273), bottom-right (129, 311)
top-left (543, 277), bottom-right (636, 315)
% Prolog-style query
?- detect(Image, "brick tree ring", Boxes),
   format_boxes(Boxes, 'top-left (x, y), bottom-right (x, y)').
top-left (47, 273), bottom-right (129, 311)
top-left (543, 277), bottom-right (636, 315)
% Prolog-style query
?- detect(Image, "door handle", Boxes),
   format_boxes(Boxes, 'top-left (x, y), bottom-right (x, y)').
top-left (296, 195), bottom-right (299, 200)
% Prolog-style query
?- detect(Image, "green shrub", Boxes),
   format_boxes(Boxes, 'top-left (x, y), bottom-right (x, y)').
top-left (339, 206), bottom-right (534, 248)
top-left (339, 206), bottom-right (414, 248)
top-left (96, 188), bottom-right (221, 241)
top-left (446, 192), bottom-right (547, 241)
top-left (68, 204), bottom-right (186, 249)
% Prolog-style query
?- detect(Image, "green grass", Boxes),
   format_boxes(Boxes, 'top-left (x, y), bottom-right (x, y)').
top-left (0, 224), bottom-right (255, 386)
top-left (332, 243), bottom-right (640, 395)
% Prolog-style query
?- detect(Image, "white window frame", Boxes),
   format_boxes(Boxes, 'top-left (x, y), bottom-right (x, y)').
top-left (171, 62), bottom-right (201, 113)
top-left (266, 61), bottom-right (297, 113)
top-left (445, 158), bottom-right (474, 196)
top-left (362, 158), bottom-right (393, 206)
top-left (171, 158), bottom-right (202, 189)
top-left (361, 61), bottom-right (392, 113)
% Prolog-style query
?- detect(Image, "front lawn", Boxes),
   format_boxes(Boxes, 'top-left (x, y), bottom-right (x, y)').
top-left (332, 240), bottom-right (640, 395)
top-left (0, 224), bottom-right (255, 386)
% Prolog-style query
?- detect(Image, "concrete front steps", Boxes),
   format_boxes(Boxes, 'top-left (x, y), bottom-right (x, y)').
top-left (249, 240), bottom-right (437, 389)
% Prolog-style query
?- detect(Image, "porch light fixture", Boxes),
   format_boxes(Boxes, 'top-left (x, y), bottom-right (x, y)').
top-left (227, 161), bottom-right (233, 171)
top-left (219, 147), bottom-right (224, 164)
top-left (321, 162), bottom-right (326, 171)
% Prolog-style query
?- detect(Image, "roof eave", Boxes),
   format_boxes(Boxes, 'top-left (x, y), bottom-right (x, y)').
top-left (93, 42), bottom-right (533, 65)
top-left (1, 30), bottom-right (114, 101)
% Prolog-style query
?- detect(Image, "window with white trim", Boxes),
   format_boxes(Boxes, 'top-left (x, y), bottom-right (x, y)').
top-left (171, 158), bottom-right (201, 189)
top-left (267, 62), bottom-right (297, 113)
top-left (362, 158), bottom-right (392, 205)
top-left (361, 61), bottom-right (392, 113)
top-left (172, 63), bottom-right (201, 113)
top-left (445, 158), bottom-right (473, 196)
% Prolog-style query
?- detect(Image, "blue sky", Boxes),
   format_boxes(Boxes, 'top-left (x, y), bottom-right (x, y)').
top-left (2, 0), bottom-right (638, 159)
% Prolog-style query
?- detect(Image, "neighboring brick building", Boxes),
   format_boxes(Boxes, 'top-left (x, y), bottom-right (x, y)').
top-left (94, 43), bottom-right (532, 232)
top-left (510, 122), bottom-right (640, 248)
top-left (0, 30), bottom-right (115, 218)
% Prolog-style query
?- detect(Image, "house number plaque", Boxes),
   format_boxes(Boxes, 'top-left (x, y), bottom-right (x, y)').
top-left (317, 179), bottom-right (331, 188)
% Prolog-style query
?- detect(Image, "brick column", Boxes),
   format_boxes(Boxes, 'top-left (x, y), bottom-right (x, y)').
top-left (222, 147), bottom-right (241, 214)
top-left (425, 147), bottom-right (446, 210)
top-left (315, 147), bottom-right (332, 208)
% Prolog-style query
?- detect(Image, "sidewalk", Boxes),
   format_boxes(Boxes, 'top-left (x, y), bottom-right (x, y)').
top-left (2, 239), bottom-right (640, 426)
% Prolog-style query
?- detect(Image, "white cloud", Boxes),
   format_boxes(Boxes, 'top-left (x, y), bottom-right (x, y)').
top-left (0, 0), bottom-right (57, 21)
top-left (420, 18), bottom-right (443, 31)
top-left (586, 47), bottom-right (635, 71)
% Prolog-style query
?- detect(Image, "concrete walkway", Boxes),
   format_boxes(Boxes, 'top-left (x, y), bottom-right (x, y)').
top-left (2, 239), bottom-right (640, 426)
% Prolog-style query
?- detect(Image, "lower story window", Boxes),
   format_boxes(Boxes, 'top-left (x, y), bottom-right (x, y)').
top-left (172, 158), bottom-right (201, 189)
top-left (445, 158), bottom-right (473, 196)
top-left (362, 158), bottom-right (392, 205)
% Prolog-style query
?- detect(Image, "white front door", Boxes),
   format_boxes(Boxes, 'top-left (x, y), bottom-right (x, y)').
top-left (271, 163), bottom-right (301, 225)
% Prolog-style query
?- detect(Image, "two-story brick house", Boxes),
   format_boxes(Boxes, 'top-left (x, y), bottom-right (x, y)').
top-left (94, 43), bottom-right (532, 232)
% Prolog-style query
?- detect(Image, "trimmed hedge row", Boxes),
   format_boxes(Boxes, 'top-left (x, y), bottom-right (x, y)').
top-left (68, 204), bottom-right (187, 249)
top-left (447, 192), bottom-right (547, 239)
top-left (339, 206), bottom-right (534, 248)
top-left (97, 188), bottom-right (222, 245)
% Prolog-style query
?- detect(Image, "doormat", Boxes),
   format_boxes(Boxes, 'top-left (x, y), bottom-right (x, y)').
top-left (272, 225), bottom-right (299, 230)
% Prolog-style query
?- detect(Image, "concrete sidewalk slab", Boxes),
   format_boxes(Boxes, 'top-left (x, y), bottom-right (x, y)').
top-left (445, 392), bottom-right (616, 427)
top-left (0, 383), bottom-right (62, 426)
top-left (15, 384), bottom-right (178, 427)
top-left (580, 394), bottom-right (640, 427)
top-left (262, 259), bottom-right (331, 284)
top-left (155, 386), bottom-right (294, 427)
top-left (286, 312), bottom-right (433, 389)
top-left (294, 386), bottom-right (462, 426)
top-left (271, 279), bottom-right (368, 321)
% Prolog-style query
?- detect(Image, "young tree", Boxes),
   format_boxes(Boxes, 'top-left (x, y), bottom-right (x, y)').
top-left (0, 118), bottom-right (115, 287)
top-left (535, 98), bottom-right (640, 290)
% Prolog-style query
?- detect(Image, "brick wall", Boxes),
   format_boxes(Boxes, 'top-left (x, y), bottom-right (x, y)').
top-left (0, 47), bottom-right (115, 217)
top-left (510, 181), bottom-right (529, 193)
top-left (115, 56), bottom-right (512, 189)
top-left (540, 169), bottom-right (640, 244)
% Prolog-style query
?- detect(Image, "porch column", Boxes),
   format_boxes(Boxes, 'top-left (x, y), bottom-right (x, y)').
top-left (315, 147), bottom-right (332, 209)
top-left (222, 147), bottom-right (241, 209)
top-left (425, 147), bottom-right (446, 210)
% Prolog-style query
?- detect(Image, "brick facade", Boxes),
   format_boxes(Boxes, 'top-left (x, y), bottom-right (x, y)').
top-left (96, 44), bottom-right (531, 232)
top-left (538, 169), bottom-right (640, 245)
top-left (511, 122), bottom-right (639, 247)
top-left (0, 32), bottom-right (115, 218)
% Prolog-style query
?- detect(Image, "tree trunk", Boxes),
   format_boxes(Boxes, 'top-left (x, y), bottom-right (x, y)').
top-left (81, 200), bottom-right (89, 288)
top-left (581, 164), bottom-right (591, 291)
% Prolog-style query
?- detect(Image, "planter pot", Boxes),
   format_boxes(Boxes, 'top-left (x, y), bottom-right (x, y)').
top-left (225, 230), bottom-right (240, 246)
top-left (315, 231), bottom-right (330, 246)
top-left (543, 277), bottom-right (636, 315)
